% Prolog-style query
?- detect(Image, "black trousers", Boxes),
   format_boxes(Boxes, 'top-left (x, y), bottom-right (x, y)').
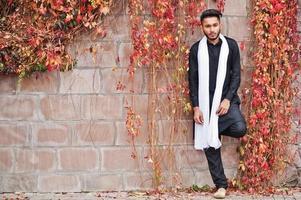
top-left (204, 120), bottom-right (247, 189)
top-left (204, 94), bottom-right (247, 189)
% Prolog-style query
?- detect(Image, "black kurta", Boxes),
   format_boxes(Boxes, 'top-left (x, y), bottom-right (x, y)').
top-left (188, 36), bottom-right (244, 134)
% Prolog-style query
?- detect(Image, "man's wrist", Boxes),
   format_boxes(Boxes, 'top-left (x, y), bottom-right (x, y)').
top-left (193, 106), bottom-right (199, 112)
top-left (224, 98), bottom-right (230, 103)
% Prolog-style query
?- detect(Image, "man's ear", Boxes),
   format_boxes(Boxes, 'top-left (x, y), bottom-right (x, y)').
top-left (200, 24), bottom-right (204, 33)
top-left (219, 20), bottom-right (223, 31)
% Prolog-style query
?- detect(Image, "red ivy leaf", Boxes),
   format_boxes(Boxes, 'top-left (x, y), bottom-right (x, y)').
top-left (240, 41), bottom-right (245, 51)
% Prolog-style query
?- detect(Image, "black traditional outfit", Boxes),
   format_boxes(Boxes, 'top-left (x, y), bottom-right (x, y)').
top-left (188, 35), bottom-right (247, 189)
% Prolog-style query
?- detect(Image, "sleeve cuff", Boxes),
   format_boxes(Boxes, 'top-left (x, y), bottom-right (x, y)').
top-left (191, 98), bottom-right (199, 107)
top-left (225, 92), bottom-right (233, 102)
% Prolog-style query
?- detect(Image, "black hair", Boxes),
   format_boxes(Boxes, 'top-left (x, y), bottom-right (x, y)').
top-left (200, 9), bottom-right (222, 22)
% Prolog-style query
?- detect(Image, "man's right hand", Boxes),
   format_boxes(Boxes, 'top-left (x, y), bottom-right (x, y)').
top-left (193, 107), bottom-right (204, 125)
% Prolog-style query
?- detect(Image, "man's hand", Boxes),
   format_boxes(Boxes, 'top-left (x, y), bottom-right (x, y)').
top-left (193, 107), bottom-right (204, 125)
top-left (216, 99), bottom-right (230, 116)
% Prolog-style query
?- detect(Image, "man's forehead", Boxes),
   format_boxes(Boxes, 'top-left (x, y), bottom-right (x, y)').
top-left (202, 17), bottom-right (220, 24)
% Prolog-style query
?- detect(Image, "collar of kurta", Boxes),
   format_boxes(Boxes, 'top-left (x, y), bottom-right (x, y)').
top-left (207, 38), bottom-right (222, 46)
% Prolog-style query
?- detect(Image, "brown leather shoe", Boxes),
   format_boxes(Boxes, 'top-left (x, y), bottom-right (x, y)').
top-left (213, 188), bottom-right (226, 199)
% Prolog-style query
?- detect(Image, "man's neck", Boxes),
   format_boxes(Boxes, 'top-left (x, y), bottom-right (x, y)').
top-left (208, 37), bottom-right (220, 45)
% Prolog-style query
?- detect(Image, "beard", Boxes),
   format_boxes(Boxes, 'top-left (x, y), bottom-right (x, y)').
top-left (204, 30), bottom-right (221, 41)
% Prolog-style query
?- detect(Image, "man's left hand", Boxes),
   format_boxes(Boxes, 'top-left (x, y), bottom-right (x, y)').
top-left (216, 99), bottom-right (230, 116)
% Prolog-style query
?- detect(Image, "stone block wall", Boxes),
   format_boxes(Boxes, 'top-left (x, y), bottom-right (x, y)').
top-left (0, 0), bottom-right (300, 192)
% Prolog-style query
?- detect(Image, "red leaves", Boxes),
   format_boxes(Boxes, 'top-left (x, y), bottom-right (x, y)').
top-left (87, 5), bottom-right (94, 13)
top-left (28, 37), bottom-right (41, 48)
top-left (269, 24), bottom-right (278, 36)
top-left (79, 6), bottom-right (86, 13)
top-left (270, 1), bottom-right (285, 13)
top-left (64, 13), bottom-right (73, 23)
top-left (274, 3), bottom-right (285, 12)
top-left (76, 14), bottom-right (83, 23)
top-left (125, 107), bottom-right (143, 137)
top-left (240, 41), bottom-right (245, 51)
top-left (38, 5), bottom-right (47, 15)
top-left (0, 0), bottom-right (112, 78)
top-left (216, 0), bottom-right (225, 12)
top-left (239, 0), bottom-right (300, 192)
top-left (7, 0), bottom-right (13, 6)
top-left (261, 160), bottom-right (269, 170)
top-left (49, 0), bottom-right (64, 11)
top-left (127, 0), bottom-right (207, 189)
top-left (116, 81), bottom-right (126, 91)
top-left (45, 51), bottom-right (61, 71)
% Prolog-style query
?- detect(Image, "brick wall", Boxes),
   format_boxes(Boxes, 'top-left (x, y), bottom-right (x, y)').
top-left (0, 0), bottom-right (299, 192)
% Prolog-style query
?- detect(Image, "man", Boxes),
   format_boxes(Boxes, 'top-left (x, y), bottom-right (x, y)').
top-left (188, 9), bottom-right (247, 199)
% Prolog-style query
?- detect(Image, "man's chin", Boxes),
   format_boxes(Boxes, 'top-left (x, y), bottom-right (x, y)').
top-left (208, 35), bottom-right (219, 40)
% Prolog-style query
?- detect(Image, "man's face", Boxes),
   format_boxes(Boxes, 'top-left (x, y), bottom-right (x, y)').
top-left (201, 17), bottom-right (221, 41)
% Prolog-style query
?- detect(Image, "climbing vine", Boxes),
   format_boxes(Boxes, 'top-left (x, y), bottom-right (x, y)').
top-left (237, 0), bottom-right (300, 192)
top-left (0, 0), bottom-right (112, 79)
top-left (127, 0), bottom-right (207, 189)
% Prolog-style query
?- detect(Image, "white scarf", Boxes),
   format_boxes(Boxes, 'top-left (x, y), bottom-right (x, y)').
top-left (194, 34), bottom-right (229, 150)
